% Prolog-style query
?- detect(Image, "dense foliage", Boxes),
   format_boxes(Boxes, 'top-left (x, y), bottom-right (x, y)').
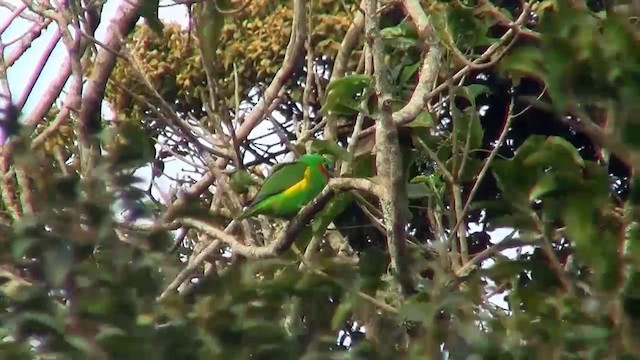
top-left (2, 0), bottom-right (640, 358)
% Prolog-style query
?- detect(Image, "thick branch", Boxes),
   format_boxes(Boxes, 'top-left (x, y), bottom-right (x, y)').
top-left (78, 0), bottom-right (141, 163)
top-left (330, 6), bottom-right (364, 82)
top-left (158, 177), bottom-right (381, 299)
top-left (324, 0), bottom-right (364, 140)
top-left (357, 4), bottom-right (529, 140)
top-left (365, 0), bottom-right (414, 296)
top-left (24, 3), bottom-right (100, 126)
top-left (17, 28), bottom-right (61, 109)
top-left (225, 0), bottom-right (307, 151)
top-left (0, 2), bottom-right (27, 35)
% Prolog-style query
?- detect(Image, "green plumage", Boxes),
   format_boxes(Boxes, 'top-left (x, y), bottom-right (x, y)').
top-left (237, 154), bottom-right (333, 219)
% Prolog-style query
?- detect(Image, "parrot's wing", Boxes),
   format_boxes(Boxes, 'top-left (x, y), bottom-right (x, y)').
top-left (250, 161), bottom-right (308, 205)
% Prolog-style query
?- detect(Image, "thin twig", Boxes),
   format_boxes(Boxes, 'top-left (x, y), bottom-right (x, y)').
top-left (445, 90), bottom-right (515, 248)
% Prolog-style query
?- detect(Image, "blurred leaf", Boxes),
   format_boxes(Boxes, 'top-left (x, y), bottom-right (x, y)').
top-left (331, 296), bottom-right (354, 330)
top-left (320, 74), bottom-right (373, 115)
top-left (400, 296), bottom-right (430, 322)
top-left (403, 111), bottom-right (434, 129)
top-left (43, 243), bottom-right (73, 288)
top-left (523, 136), bottom-right (585, 170)
top-left (411, 174), bottom-right (445, 196)
top-left (309, 139), bottom-right (349, 160)
top-left (12, 235), bottom-right (38, 261)
top-left (528, 171), bottom-right (581, 201)
top-left (382, 21), bottom-right (420, 51)
top-left (407, 183), bottom-right (430, 199)
top-left (359, 247), bottom-right (387, 292)
top-left (446, 6), bottom-right (491, 48)
top-left (399, 61), bottom-right (421, 86)
top-left (139, 0), bottom-right (163, 35)
top-left (108, 121), bottom-right (156, 170)
top-left (353, 134), bottom-right (376, 159)
top-left (195, 0), bottom-right (225, 71)
top-left (230, 169), bottom-right (259, 194)
top-left (380, 21), bottom-right (418, 40)
top-left (451, 86), bottom-right (485, 151)
top-left (513, 135), bottom-right (548, 163)
top-left (453, 157), bottom-right (483, 183)
top-left (499, 46), bottom-right (546, 85)
top-left (620, 122), bottom-right (640, 149)
top-left (18, 312), bottom-right (63, 334)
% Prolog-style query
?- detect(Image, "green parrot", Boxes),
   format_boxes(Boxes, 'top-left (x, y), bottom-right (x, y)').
top-left (237, 154), bottom-right (334, 220)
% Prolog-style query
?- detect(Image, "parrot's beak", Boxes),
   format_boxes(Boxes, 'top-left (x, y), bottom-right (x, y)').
top-left (321, 163), bottom-right (335, 178)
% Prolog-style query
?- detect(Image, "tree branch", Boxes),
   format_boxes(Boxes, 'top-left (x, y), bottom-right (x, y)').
top-left (158, 177), bottom-right (381, 299)
top-left (357, 4), bottom-right (529, 140)
top-left (23, 2), bottom-right (101, 127)
top-left (78, 0), bottom-right (141, 170)
top-left (365, 0), bottom-right (414, 296)
top-left (323, 0), bottom-right (365, 141)
top-left (224, 0), bottom-right (307, 154)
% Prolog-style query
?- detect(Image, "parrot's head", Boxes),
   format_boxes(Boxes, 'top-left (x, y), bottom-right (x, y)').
top-left (299, 153), bottom-right (334, 178)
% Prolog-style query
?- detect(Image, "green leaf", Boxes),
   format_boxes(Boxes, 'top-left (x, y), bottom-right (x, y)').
top-left (230, 170), bottom-right (259, 194)
top-left (491, 158), bottom-right (539, 202)
top-left (498, 46), bottom-right (546, 85)
top-left (65, 336), bottom-right (94, 355)
top-left (565, 325), bottom-right (610, 342)
top-left (331, 296), bottom-right (354, 330)
top-left (320, 74), bottom-right (373, 116)
top-left (456, 157), bottom-right (483, 183)
top-left (403, 111), bottom-right (434, 129)
top-left (562, 194), bottom-right (619, 291)
top-left (512, 135), bottom-right (548, 163)
top-left (359, 247), bottom-right (387, 292)
top-left (452, 108), bottom-right (484, 152)
top-left (451, 85), bottom-right (486, 151)
top-left (43, 243), bottom-right (73, 288)
top-left (381, 21), bottom-right (419, 40)
top-left (523, 136), bottom-right (585, 170)
top-left (620, 122), bottom-right (640, 149)
top-left (446, 6), bottom-right (492, 48)
top-left (407, 183), bottom-right (431, 199)
top-left (452, 84), bottom-right (490, 110)
top-left (411, 174), bottom-right (445, 195)
top-left (399, 62), bottom-right (421, 86)
top-left (19, 312), bottom-right (64, 334)
top-left (12, 236), bottom-right (38, 261)
top-left (139, 0), bottom-right (163, 35)
top-left (109, 121), bottom-right (156, 170)
top-left (464, 84), bottom-right (491, 104)
top-left (400, 296), bottom-right (430, 322)
top-left (309, 139), bottom-right (348, 160)
top-left (195, 0), bottom-right (225, 72)
top-left (528, 171), bottom-right (581, 201)
top-left (312, 193), bottom-right (353, 236)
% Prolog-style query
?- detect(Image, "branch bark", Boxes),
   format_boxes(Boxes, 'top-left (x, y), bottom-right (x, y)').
top-left (365, 0), bottom-right (414, 296)
top-left (23, 2), bottom-right (101, 126)
top-left (324, 1), bottom-right (365, 140)
top-left (158, 177), bottom-right (381, 300)
top-left (357, 4), bottom-right (529, 140)
top-left (223, 0), bottom-right (307, 153)
top-left (78, 0), bottom-right (141, 171)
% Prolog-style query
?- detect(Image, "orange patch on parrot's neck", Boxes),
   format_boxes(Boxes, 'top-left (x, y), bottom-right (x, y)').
top-left (317, 163), bottom-right (331, 178)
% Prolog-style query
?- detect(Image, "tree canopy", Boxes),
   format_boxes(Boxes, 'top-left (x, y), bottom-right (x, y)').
top-left (1, 0), bottom-right (640, 358)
